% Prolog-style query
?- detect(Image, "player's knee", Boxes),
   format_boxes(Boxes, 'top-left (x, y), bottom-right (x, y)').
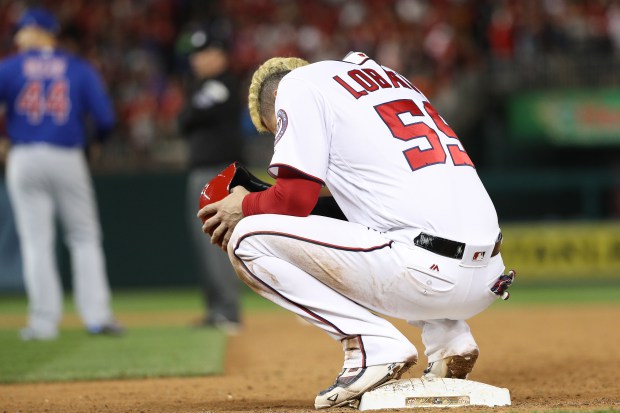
top-left (230, 215), bottom-right (276, 265)
top-left (229, 217), bottom-right (249, 252)
top-left (229, 216), bottom-right (257, 260)
top-left (228, 220), bottom-right (265, 291)
top-left (230, 215), bottom-right (268, 247)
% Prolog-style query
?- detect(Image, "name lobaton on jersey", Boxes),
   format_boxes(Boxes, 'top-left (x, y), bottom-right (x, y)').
top-left (267, 52), bottom-right (500, 246)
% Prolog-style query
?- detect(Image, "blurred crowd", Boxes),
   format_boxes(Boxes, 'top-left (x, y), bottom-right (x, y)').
top-left (1, 0), bottom-right (619, 170)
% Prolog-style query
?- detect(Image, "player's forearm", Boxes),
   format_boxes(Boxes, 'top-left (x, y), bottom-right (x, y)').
top-left (242, 176), bottom-right (321, 217)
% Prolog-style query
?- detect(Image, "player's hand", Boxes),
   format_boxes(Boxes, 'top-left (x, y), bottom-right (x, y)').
top-left (0, 138), bottom-right (9, 166)
top-left (198, 186), bottom-right (250, 250)
top-left (88, 142), bottom-right (104, 166)
top-left (319, 186), bottom-right (332, 197)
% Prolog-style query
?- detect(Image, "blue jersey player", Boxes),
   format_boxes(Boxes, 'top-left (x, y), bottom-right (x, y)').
top-left (0, 8), bottom-right (123, 340)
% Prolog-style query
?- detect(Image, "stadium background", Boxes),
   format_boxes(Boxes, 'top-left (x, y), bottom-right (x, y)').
top-left (0, 1), bottom-right (619, 412)
top-left (3, 0), bottom-right (620, 291)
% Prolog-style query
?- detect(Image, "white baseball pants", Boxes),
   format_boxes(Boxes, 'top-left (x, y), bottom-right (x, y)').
top-left (7, 144), bottom-right (113, 334)
top-left (229, 214), bottom-right (505, 367)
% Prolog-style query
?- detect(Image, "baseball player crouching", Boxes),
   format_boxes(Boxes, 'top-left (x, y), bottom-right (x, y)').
top-left (198, 53), bottom-right (514, 409)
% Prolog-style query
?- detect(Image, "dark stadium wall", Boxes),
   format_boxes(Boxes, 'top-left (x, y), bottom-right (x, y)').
top-left (20, 167), bottom-right (620, 291)
top-left (56, 172), bottom-right (198, 289)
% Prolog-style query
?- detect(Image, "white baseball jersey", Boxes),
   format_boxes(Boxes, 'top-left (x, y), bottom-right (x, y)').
top-left (229, 53), bottom-right (507, 378)
top-left (269, 52), bottom-right (499, 246)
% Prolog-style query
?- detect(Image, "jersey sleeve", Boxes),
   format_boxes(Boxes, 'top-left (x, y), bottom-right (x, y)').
top-left (80, 63), bottom-right (116, 133)
top-left (241, 169), bottom-right (321, 217)
top-left (0, 62), bottom-right (9, 102)
top-left (267, 76), bottom-right (330, 184)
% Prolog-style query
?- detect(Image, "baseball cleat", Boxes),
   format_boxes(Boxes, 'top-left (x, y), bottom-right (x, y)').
top-left (196, 314), bottom-right (242, 335)
top-left (19, 327), bottom-right (58, 341)
top-left (422, 350), bottom-right (479, 379)
top-left (314, 361), bottom-right (413, 409)
top-left (87, 321), bottom-right (125, 337)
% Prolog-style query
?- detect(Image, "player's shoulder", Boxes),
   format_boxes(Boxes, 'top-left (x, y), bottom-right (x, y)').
top-left (58, 50), bottom-right (89, 69)
top-left (0, 52), bottom-right (24, 69)
top-left (285, 59), bottom-right (348, 80)
top-left (280, 59), bottom-right (352, 97)
top-left (0, 53), bottom-right (26, 82)
top-left (283, 52), bottom-right (380, 84)
top-left (47, 49), bottom-right (88, 70)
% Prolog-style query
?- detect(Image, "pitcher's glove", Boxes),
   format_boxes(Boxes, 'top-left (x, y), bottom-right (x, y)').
top-left (198, 162), bottom-right (271, 221)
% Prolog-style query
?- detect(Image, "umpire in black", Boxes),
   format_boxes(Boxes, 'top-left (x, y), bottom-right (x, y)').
top-left (178, 21), bottom-right (243, 332)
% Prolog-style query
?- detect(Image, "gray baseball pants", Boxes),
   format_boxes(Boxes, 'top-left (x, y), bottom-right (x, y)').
top-left (6, 144), bottom-right (113, 335)
top-left (187, 166), bottom-right (240, 323)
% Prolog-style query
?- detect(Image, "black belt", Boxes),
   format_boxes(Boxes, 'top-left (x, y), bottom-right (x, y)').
top-left (413, 232), bottom-right (502, 260)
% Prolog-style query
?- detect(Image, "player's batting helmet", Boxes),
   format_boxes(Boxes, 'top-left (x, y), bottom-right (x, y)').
top-left (198, 162), bottom-right (272, 221)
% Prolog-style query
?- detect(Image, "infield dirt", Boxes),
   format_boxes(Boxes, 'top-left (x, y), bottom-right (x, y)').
top-left (2, 304), bottom-right (619, 412)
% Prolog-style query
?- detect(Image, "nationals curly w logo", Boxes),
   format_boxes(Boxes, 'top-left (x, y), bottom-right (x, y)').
top-left (274, 109), bottom-right (288, 146)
